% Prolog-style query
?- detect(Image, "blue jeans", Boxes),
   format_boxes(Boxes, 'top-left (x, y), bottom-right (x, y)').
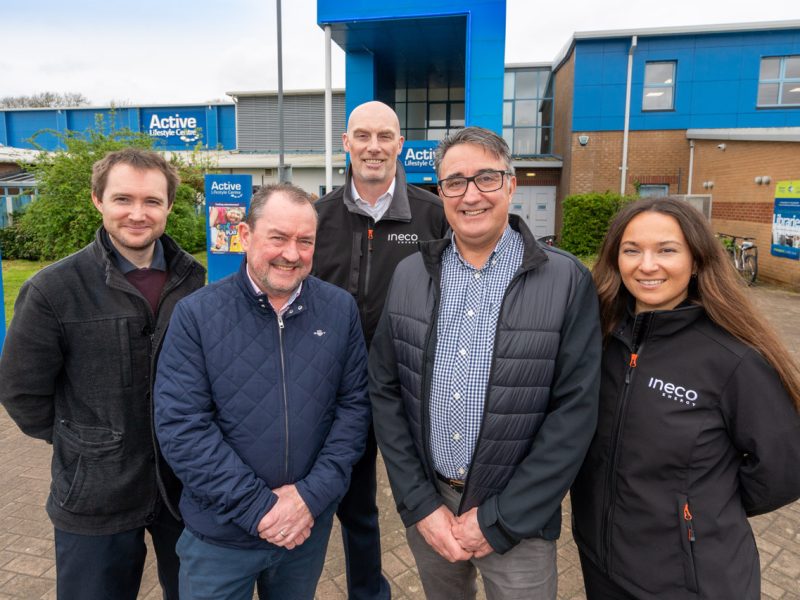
top-left (176, 503), bottom-right (335, 600)
top-left (54, 504), bottom-right (182, 600)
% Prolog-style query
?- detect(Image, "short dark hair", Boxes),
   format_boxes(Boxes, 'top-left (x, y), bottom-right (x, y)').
top-left (92, 148), bottom-right (179, 206)
top-left (246, 183), bottom-right (317, 228)
top-left (434, 127), bottom-right (514, 177)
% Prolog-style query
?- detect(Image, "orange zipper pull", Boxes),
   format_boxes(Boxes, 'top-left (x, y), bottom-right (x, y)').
top-left (629, 353), bottom-right (638, 367)
top-left (368, 228), bottom-right (374, 240)
top-left (683, 502), bottom-right (696, 542)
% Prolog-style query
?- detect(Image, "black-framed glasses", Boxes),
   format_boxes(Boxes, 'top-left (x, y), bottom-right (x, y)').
top-left (437, 170), bottom-right (513, 197)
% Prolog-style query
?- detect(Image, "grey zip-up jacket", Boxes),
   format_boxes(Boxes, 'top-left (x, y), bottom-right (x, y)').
top-left (368, 215), bottom-right (601, 554)
top-left (0, 228), bottom-right (205, 535)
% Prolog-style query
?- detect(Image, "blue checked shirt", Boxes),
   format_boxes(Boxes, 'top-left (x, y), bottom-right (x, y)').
top-left (429, 225), bottom-right (524, 480)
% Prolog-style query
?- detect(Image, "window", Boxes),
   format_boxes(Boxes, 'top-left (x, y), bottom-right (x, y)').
top-left (392, 80), bottom-right (465, 140)
top-left (643, 61), bottom-right (676, 111)
top-left (638, 184), bottom-right (669, 198)
top-left (502, 68), bottom-right (554, 156)
top-left (758, 56), bottom-right (800, 107)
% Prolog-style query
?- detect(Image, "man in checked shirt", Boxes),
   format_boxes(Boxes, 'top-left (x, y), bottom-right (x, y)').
top-left (369, 127), bottom-right (601, 599)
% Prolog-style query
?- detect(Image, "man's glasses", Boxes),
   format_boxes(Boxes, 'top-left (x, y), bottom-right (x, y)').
top-left (437, 170), bottom-right (513, 197)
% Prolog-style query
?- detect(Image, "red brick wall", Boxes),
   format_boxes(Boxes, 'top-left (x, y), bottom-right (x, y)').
top-left (567, 130), bottom-right (690, 196)
top-left (693, 139), bottom-right (800, 287)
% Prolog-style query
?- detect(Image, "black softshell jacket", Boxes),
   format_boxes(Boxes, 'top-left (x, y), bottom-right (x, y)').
top-left (571, 303), bottom-right (800, 599)
top-left (312, 161), bottom-right (448, 346)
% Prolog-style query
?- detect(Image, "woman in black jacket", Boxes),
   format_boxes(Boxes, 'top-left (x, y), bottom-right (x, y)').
top-left (571, 197), bottom-right (800, 600)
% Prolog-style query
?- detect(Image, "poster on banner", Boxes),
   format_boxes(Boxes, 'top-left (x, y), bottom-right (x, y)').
top-left (205, 174), bottom-right (253, 282)
top-left (771, 180), bottom-right (800, 261)
top-left (209, 204), bottom-right (246, 253)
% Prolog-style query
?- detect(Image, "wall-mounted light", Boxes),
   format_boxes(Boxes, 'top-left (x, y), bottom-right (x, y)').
top-left (754, 176), bottom-right (772, 185)
top-left (578, 135), bottom-right (589, 146)
top-left (716, 143), bottom-right (726, 151)
top-left (755, 176), bottom-right (763, 185)
top-left (337, 168), bottom-right (345, 175)
top-left (525, 172), bottom-right (536, 177)
top-left (702, 181), bottom-right (715, 189)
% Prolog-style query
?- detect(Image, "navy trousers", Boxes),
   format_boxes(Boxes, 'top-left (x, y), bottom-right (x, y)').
top-left (336, 424), bottom-right (391, 599)
top-left (54, 505), bottom-right (182, 600)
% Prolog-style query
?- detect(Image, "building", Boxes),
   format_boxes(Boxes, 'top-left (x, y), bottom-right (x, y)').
top-left (552, 20), bottom-right (800, 285)
top-left (1, 4), bottom-right (799, 284)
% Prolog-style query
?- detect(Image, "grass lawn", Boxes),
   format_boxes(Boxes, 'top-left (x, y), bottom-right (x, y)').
top-left (2, 251), bottom-right (208, 328)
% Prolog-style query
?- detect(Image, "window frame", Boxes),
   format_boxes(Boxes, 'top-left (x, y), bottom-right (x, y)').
top-left (642, 60), bottom-right (677, 112)
top-left (757, 55), bottom-right (800, 108)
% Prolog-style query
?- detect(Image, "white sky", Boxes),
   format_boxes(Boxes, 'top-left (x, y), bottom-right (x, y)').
top-left (2, 0), bottom-right (798, 106)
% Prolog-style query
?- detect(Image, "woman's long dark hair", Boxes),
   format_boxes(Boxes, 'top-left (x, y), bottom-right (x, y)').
top-left (593, 197), bottom-right (800, 411)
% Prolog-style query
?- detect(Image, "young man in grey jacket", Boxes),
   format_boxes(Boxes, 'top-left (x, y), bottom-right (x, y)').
top-left (0, 149), bottom-right (205, 600)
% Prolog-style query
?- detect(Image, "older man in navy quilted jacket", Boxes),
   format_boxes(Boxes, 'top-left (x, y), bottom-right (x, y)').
top-left (154, 183), bottom-right (371, 600)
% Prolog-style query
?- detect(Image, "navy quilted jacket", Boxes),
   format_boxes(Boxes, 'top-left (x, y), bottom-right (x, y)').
top-left (154, 261), bottom-right (370, 549)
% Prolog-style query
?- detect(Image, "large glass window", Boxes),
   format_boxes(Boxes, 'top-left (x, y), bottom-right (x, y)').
top-left (758, 56), bottom-right (800, 107)
top-left (503, 67), bottom-right (553, 156)
top-left (393, 79), bottom-right (465, 141)
top-left (643, 61), bottom-right (676, 111)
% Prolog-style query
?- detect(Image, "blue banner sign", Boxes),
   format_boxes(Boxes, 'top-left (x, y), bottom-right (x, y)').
top-left (771, 181), bottom-right (800, 261)
top-left (402, 141), bottom-right (438, 175)
top-left (142, 108), bottom-right (206, 147)
top-left (205, 174), bottom-right (253, 282)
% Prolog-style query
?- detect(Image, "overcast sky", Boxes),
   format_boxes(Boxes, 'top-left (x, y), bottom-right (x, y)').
top-left (3, 0), bottom-right (798, 106)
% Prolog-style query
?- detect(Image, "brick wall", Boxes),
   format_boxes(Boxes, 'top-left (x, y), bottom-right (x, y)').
top-left (567, 130), bottom-right (690, 196)
top-left (552, 52), bottom-right (575, 234)
top-left (693, 139), bottom-right (800, 287)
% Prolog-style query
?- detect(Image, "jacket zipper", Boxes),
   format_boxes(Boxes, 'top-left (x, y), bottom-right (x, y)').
top-left (277, 313), bottom-right (290, 479)
top-left (600, 313), bottom-right (650, 572)
top-left (363, 220), bottom-right (375, 300)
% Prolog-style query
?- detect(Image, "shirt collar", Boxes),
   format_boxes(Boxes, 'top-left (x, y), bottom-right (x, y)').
top-left (105, 230), bottom-right (166, 274)
top-left (245, 266), bottom-right (303, 316)
top-left (450, 224), bottom-right (514, 270)
top-left (350, 178), bottom-right (396, 222)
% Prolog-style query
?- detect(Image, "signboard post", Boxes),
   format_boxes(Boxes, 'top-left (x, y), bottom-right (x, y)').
top-left (770, 180), bottom-right (800, 261)
top-left (205, 174), bottom-right (253, 282)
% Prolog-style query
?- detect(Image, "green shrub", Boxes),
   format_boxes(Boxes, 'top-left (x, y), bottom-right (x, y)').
top-left (12, 117), bottom-right (216, 260)
top-left (165, 184), bottom-right (205, 253)
top-left (0, 218), bottom-right (39, 260)
top-left (560, 192), bottom-right (634, 257)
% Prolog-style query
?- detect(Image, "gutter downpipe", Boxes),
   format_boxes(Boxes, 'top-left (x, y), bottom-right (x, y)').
top-left (620, 35), bottom-right (637, 195)
top-left (324, 25), bottom-right (333, 194)
top-left (687, 139), bottom-right (695, 194)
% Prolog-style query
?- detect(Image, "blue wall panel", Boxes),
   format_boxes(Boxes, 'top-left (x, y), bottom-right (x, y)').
top-left (320, 0), bottom-right (505, 135)
top-left (572, 27), bottom-right (800, 132)
top-left (1, 105), bottom-right (237, 151)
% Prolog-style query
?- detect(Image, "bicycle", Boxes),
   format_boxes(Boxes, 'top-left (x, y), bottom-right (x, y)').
top-left (716, 232), bottom-right (758, 284)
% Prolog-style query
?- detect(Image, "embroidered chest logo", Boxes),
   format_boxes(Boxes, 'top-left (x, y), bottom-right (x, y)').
top-left (313, 330), bottom-right (326, 337)
top-left (647, 377), bottom-right (698, 407)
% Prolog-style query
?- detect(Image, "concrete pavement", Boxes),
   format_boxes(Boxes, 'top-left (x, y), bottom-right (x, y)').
top-left (0, 284), bottom-right (798, 599)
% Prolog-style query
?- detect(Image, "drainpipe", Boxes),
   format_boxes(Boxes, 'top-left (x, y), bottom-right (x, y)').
top-left (620, 35), bottom-right (637, 195)
top-left (687, 140), bottom-right (695, 195)
top-left (324, 25), bottom-right (333, 194)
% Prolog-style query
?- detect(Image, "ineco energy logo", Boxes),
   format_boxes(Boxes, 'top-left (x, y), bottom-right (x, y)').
top-left (647, 376), bottom-right (698, 407)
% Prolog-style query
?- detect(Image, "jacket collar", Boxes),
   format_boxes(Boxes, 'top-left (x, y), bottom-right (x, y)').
top-left (616, 300), bottom-right (705, 344)
top-left (342, 160), bottom-right (412, 222)
top-left (92, 227), bottom-right (200, 284)
top-left (418, 213), bottom-right (548, 278)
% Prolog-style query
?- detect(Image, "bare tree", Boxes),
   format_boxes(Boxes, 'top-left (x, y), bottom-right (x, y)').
top-left (0, 92), bottom-right (90, 108)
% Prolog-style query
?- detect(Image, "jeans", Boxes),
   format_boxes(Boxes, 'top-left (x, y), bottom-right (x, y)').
top-left (176, 503), bottom-right (336, 600)
top-left (54, 504), bottom-right (182, 600)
